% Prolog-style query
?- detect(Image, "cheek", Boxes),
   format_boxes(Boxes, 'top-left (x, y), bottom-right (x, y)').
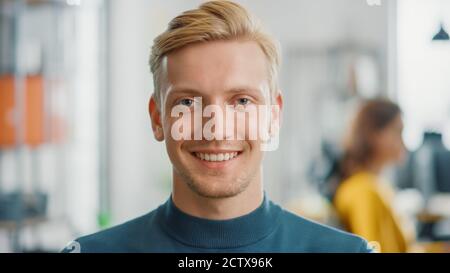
top-left (246, 137), bottom-right (264, 157)
top-left (164, 121), bottom-right (185, 160)
top-left (394, 137), bottom-right (406, 158)
top-left (386, 135), bottom-right (404, 159)
top-left (165, 138), bottom-right (181, 162)
top-left (375, 134), bottom-right (394, 158)
top-left (235, 110), bottom-right (268, 141)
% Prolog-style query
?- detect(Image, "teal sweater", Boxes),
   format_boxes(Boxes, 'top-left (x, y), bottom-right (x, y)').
top-left (64, 196), bottom-right (372, 253)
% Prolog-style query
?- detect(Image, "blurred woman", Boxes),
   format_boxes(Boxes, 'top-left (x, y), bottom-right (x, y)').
top-left (334, 98), bottom-right (411, 253)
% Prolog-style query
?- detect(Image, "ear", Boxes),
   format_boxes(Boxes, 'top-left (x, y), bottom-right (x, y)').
top-left (270, 91), bottom-right (283, 136)
top-left (149, 95), bottom-right (164, 141)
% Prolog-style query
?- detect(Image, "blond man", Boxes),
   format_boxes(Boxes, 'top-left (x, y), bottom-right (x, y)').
top-left (64, 1), bottom-right (371, 253)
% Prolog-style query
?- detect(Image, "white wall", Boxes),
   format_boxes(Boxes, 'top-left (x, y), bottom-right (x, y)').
top-left (397, 0), bottom-right (450, 150)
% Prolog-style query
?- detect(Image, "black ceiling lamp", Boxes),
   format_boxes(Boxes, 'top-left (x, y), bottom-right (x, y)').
top-left (433, 0), bottom-right (449, 41)
top-left (432, 23), bottom-right (450, 41)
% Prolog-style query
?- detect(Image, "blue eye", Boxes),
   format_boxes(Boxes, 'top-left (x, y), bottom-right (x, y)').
top-left (179, 98), bottom-right (194, 107)
top-left (236, 98), bottom-right (250, 106)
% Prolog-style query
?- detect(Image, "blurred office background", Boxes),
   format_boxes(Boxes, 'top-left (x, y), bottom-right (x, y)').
top-left (0, 0), bottom-right (450, 252)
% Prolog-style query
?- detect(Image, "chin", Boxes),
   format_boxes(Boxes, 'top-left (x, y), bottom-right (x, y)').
top-left (186, 176), bottom-right (250, 199)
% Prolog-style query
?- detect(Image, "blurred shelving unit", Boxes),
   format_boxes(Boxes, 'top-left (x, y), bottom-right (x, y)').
top-left (0, 0), bottom-right (110, 252)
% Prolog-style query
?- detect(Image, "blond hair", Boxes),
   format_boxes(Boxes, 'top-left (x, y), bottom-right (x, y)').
top-left (149, 0), bottom-right (280, 105)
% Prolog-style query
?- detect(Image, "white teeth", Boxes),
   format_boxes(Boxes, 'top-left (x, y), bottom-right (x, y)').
top-left (194, 152), bottom-right (240, 162)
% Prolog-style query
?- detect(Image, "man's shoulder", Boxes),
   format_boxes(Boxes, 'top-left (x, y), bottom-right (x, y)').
top-left (278, 207), bottom-right (373, 253)
top-left (62, 209), bottom-right (159, 253)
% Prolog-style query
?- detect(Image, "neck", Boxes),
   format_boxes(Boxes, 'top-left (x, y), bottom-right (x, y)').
top-left (171, 169), bottom-right (264, 220)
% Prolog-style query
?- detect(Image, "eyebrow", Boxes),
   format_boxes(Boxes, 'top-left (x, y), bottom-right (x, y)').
top-left (167, 86), bottom-right (265, 98)
top-left (167, 87), bottom-right (204, 97)
top-left (226, 87), bottom-right (265, 96)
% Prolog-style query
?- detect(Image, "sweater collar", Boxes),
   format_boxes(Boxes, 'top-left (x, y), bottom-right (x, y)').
top-left (157, 194), bottom-right (281, 249)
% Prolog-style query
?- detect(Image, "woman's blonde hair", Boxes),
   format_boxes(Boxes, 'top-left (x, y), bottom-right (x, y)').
top-left (149, 0), bottom-right (280, 105)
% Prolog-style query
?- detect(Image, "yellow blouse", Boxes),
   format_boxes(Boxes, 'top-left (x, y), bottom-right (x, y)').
top-left (334, 171), bottom-right (409, 253)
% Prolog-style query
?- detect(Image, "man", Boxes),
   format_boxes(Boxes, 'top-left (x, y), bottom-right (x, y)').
top-left (64, 0), bottom-right (372, 253)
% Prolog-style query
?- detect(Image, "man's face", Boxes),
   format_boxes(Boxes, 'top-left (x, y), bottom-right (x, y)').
top-left (150, 40), bottom-right (281, 198)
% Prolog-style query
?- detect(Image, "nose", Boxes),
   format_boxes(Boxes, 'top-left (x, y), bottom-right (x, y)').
top-left (200, 104), bottom-right (235, 141)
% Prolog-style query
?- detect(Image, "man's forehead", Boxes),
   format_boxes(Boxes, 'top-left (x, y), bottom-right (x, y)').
top-left (167, 41), bottom-right (266, 76)
top-left (166, 40), bottom-right (266, 65)
top-left (159, 40), bottom-right (271, 103)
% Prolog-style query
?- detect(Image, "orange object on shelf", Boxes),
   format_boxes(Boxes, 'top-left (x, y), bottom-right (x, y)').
top-left (0, 75), bottom-right (15, 147)
top-left (25, 75), bottom-right (45, 147)
top-left (0, 74), bottom-right (46, 148)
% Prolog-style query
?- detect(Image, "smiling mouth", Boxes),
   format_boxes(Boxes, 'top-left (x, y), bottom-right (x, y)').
top-left (190, 151), bottom-right (242, 162)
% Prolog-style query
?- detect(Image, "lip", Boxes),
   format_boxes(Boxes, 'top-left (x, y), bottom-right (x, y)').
top-left (188, 150), bottom-right (243, 170)
top-left (189, 149), bottom-right (242, 153)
